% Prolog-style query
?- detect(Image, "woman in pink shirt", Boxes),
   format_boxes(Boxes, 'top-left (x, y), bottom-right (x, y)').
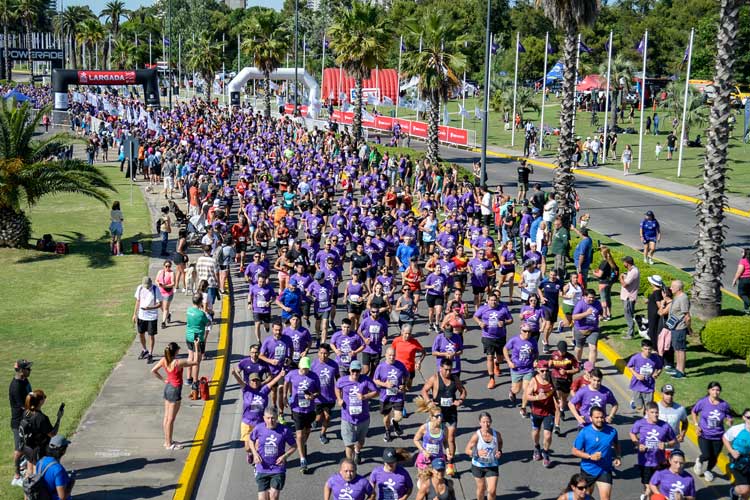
top-left (731, 248), bottom-right (750, 314)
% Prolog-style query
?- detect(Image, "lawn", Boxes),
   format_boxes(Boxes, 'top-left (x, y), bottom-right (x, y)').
top-left (374, 96), bottom-right (750, 196)
top-left (0, 165), bottom-right (151, 499)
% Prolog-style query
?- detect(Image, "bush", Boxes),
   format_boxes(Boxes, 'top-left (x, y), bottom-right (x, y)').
top-left (701, 316), bottom-right (750, 365)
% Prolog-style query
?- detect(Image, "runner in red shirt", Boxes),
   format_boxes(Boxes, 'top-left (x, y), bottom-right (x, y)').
top-left (231, 216), bottom-right (250, 272)
top-left (391, 324), bottom-right (426, 391)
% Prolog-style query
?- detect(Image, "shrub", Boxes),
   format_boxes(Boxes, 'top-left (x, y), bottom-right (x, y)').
top-left (701, 316), bottom-right (750, 366)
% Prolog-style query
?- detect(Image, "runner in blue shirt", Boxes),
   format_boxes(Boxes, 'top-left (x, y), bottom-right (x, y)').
top-left (640, 210), bottom-right (661, 265)
top-left (572, 406), bottom-right (621, 500)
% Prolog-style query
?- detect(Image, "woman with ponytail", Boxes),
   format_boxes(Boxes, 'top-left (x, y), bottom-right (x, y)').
top-left (20, 389), bottom-right (63, 472)
top-left (151, 342), bottom-right (198, 450)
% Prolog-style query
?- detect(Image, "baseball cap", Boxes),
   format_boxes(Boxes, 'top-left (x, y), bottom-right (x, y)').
top-left (350, 360), bottom-right (363, 371)
top-left (299, 357), bottom-right (312, 369)
top-left (536, 359), bottom-right (549, 369)
top-left (661, 384), bottom-right (675, 394)
top-left (532, 207), bottom-right (541, 214)
top-left (142, 276), bottom-right (153, 287)
top-left (583, 361), bottom-right (595, 372)
top-left (248, 372), bottom-right (261, 381)
top-left (14, 359), bottom-right (32, 370)
top-left (431, 458), bottom-right (446, 470)
top-left (645, 210), bottom-right (654, 217)
top-left (314, 271), bottom-right (325, 280)
top-left (383, 447), bottom-right (398, 464)
top-left (49, 435), bottom-right (71, 448)
top-left (557, 341), bottom-right (568, 353)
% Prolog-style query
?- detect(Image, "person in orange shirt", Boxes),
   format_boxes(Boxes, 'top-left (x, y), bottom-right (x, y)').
top-left (188, 181), bottom-right (200, 216)
top-left (392, 324), bottom-right (426, 394)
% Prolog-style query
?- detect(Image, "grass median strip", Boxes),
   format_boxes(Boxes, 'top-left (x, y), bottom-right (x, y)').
top-left (0, 165), bottom-right (151, 500)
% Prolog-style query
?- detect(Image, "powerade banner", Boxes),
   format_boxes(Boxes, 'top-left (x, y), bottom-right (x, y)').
top-left (77, 71), bottom-right (137, 85)
top-left (3, 47), bottom-right (63, 61)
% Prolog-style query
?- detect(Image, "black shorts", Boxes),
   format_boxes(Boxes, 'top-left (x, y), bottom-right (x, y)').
top-left (362, 351), bottom-right (381, 368)
top-left (381, 400), bottom-right (405, 415)
top-left (315, 402), bottom-right (335, 415)
top-left (639, 465), bottom-right (658, 485)
top-left (235, 241), bottom-right (247, 253)
top-left (256, 472), bottom-right (286, 492)
top-left (440, 406), bottom-right (458, 427)
top-left (472, 285), bottom-right (487, 296)
top-left (292, 411), bottom-right (316, 430)
top-left (581, 469), bottom-right (613, 486)
top-left (482, 337), bottom-right (504, 356)
top-left (137, 319), bottom-right (158, 336)
top-left (12, 427), bottom-right (23, 451)
top-left (219, 264), bottom-right (229, 271)
top-left (253, 312), bottom-right (271, 324)
top-left (471, 464), bottom-right (499, 478)
top-left (731, 463), bottom-right (750, 486)
top-left (453, 274), bottom-right (467, 289)
top-left (426, 294), bottom-right (444, 308)
top-left (348, 302), bottom-right (364, 315)
top-left (187, 339), bottom-right (206, 353)
top-left (530, 413), bottom-right (554, 431)
top-left (542, 305), bottom-right (559, 323)
top-left (552, 378), bottom-right (572, 394)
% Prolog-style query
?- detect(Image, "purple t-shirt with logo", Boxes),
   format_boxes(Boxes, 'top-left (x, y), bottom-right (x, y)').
top-left (308, 280), bottom-right (333, 313)
top-left (260, 335), bottom-right (292, 375)
top-left (237, 357), bottom-right (269, 384)
top-left (519, 305), bottom-right (543, 333)
top-left (692, 396), bottom-right (732, 440)
top-left (249, 284), bottom-right (276, 314)
top-left (372, 360), bottom-right (408, 403)
top-left (474, 304), bottom-right (513, 339)
top-left (504, 335), bottom-right (538, 374)
top-left (249, 422), bottom-right (296, 474)
top-left (311, 358), bottom-right (339, 404)
top-left (631, 418), bottom-right (676, 467)
top-left (570, 384), bottom-right (618, 423)
top-left (284, 369), bottom-right (320, 414)
top-left (330, 331), bottom-right (364, 370)
top-left (572, 299), bottom-right (603, 331)
top-left (432, 333), bottom-right (463, 374)
top-left (335, 375), bottom-right (377, 424)
top-left (242, 385), bottom-right (271, 426)
top-left (283, 326), bottom-right (312, 363)
top-left (468, 258), bottom-right (492, 288)
top-left (359, 316), bottom-right (387, 355)
top-left (325, 473), bottom-right (374, 500)
top-left (369, 465), bottom-right (413, 499)
top-left (627, 353), bottom-right (663, 393)
top-left (425, 272), bottom-right (447, 296)
top-left (649, 468), bottom-right (696, 498)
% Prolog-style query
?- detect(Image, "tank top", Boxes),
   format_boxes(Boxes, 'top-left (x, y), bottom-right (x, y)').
top-left (530, 377), bottom-right (556, 417)
top-left (741, 258), bottom-right (750, 278)
top-left (563, 283), bottom-right (582, 306)
top-left (166, 361), bottom-right (183, 388)
top-left (422, 423), bottom-right (445, 457)
top-left (370, 293), bottom-right (386, 312)
top-left (435, 374), bottom-right (458, 408)
top-left (471, 429), bottom-right (500, 468)
top-left (399, 295), bottom-right (416, 321)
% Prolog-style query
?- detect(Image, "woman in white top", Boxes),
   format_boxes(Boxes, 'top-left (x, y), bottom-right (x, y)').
top-left (109, 200), bottom-right (124, 256)
top-left (560, 272), bottom-right (582, 332)
top-left (465, 412), bottom-right (503, 500)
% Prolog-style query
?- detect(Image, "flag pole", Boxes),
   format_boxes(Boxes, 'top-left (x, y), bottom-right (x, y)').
top-left (149, 33), bottom-right (152, 66)
top-left (461, 41), bottom-right (467, 129)
top-left (637, 30), bottom-right (648, 170)
top-left (302, 34), bottom-right (306, 72)
top-left (511, 31), bottom-right (520, 147)
top-left (677, 28), bottom-right (694, 178)
top-left (178, 34), bottom-right (182, 97)
top-left (237, 32), bottom-right (241, 74)
top-left (396, 34), bottom-right (402, 120)
top-left (539, 31), bottom-right (549, 150)
top-left (602, 31), bottom-right (613, 163)
top-left (487, 33), bottom-right (494, 130)
top-left (321, 34), bottom-right (326, 102)
top-left (572, 33), bottom-right (581, 136)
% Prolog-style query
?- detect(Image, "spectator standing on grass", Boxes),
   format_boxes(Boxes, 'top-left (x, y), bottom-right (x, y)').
top-left (664, 280), bottom-right (689, 379)
top-left (731, 248), bottom-right (750, 314)
top-left (692, 381), bottom-right (733, 483)
top-left (667, 131), bottom-right (677, 160)
top-left (573, 228), bottom-right (593, 289)
top-left (619, 256), bottom-right (640, 340)
top-left (109, 201), bottom-right (124, 256)
top-left (133, 276), bottom-right (162, 363)
top-left (9, 359), bottom-right (32, 487)
top-left (20, 389), bottom-right (63, 474)
top-left (622, 145), bottom-right (633, 175)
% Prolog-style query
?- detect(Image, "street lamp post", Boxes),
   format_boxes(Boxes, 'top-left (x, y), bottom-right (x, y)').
top-left (168, 0), bottom-right (172, 109)
top-left (479, 0), bottom-right (491, 187)
top-left (294, 0), bottom-right (299, 113)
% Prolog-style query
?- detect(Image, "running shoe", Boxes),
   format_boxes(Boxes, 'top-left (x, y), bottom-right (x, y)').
top-left (138, 349), bottom-right (148, 360)
top-left (554, 425), bottom-right (562, 436)
top-left (520, 408), bottom-right (529, 418)
top-left (10, 477), bottom-right (22, 487)
top-left (320, 434), bottom-right (329, 445)
top-left (147, 353), bottom-right (153, 364)
top-left (703, 470), bottom-right (714, 482)
top-left (300, 458), bottom-right (308, 473)
top-left (487, 378), bottom-right (496, 390)
top-left (393, 421), bottom-right (404, 437)
top-left (355, 452), bottom-right (362, 465)
top-left (542, 451), bottom-right (551, 468)
top-left (445, 463), bottom-right (456, 476)
top-left (671, 371), bottom-right (686, 379)
top-left (167, 313), bottom-right (172, 323)
top-left (542, 342), bottom-right (551, 354)
top-left (556, 321), bottom-right (563, 333)
top-left (402, 407), bottom-right (408, 418)
top-left (630, 400), bottom-right (637, 410)
top-left (533, 448), bottom-right (542, 461)
top-left (508, 391), bottom-right (517, 405)
top-left (278, 415), bottom-right (287, 425)
top-left (383, 430), bottom-right (392, 442)
top-left (161, 322), bottom-right (167, 329)
top-left (693, 459), bottom-right (704, 477)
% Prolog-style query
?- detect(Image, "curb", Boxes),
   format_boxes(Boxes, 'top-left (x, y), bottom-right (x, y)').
top-left (469, 147), bottom-right (750, 219)
top-left (172, 283), bottom-right (233, 500)
top-left (596, 339), bottom-right (734, 482)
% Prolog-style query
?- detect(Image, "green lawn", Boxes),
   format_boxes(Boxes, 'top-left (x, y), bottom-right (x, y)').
top-left (375, 96), bottom-right (750, 196)
top-left (0, 165), bottom-right (151, 499)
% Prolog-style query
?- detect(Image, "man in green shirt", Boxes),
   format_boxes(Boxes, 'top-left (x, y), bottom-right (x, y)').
top-left (186, 294), bottom-right (211, 387)
top-left (549, 217), bottom-right (570, 276)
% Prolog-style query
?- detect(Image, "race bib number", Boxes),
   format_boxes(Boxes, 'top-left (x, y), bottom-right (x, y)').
top-left (425, 443), bottom-right (440, 455)
top-left (386, 387), bottom-right (397, 396)
top-left (349, 294), bottom-right (361, 303)
top-left (293, 352), bottom-right (301, 362)
top-left (348, 395), bottom-right (362, 415)
top-left (239, 237), bottom-right (246, 242)
top-left (264, 441), bottom-right (277, 458)
top-left (274, 344), bottom-right (286, 359)
top-left (257, 299), bottom-right (268, 308)
top-left (639, 365), bottom-right (653, 377)
top-left (298, 397), bottom-right (310, 408)
top-left (440, 397), bottom-right (453, 407)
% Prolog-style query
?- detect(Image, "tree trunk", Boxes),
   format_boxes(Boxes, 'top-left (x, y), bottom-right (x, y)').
top-left (353, 77), bottom-right (363, 145)
top-left (3, 25), bottom-right (10, 81)
top-left (0, 207), bottom-right (31, 248)
top-left (25, 25), bottom-right (32, 78)
top-left (264, 73), bottom-right (271, 118)
top-left (426, 91), bottom-right (439, 163)
top-left (206, 73), bottom-right (212, 101)
top-left (692, 0), bottom-right (739, 321)
top-left (553, 23), bottom-right (577, 228)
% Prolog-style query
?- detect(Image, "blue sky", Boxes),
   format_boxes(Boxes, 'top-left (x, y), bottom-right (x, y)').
top-left (63, 0), bottom-right (283, 16)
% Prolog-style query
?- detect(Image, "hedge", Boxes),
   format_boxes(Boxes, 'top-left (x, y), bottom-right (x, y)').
top-left (700, 316), bottom-right (750, 366)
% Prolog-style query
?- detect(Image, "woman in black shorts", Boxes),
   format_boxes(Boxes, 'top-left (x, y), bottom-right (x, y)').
top-left (465, 412), bottom-right (503, 500)
top-left (151, 342), bottom-right (198, 449)
top-left (174, 228), bottom-right (189, 294)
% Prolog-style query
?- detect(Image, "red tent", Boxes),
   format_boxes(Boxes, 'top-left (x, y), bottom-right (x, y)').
top-left (576, 74), bottom-right (607, 92)
top-left (321, 68), bottom-right (399, 105)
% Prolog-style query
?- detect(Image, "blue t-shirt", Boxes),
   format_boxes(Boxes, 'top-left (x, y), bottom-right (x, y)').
top-left (36, 456), bottom-right (69, 500)
top-left (573, 423), bottom-right (619, 475)
top-left (573, 237), bottom-right (593, 269)
top-left (640, 219), bottom-right (660, 240)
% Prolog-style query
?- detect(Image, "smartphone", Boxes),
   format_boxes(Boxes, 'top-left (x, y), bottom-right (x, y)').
top-left (597, 239), bottom-right (601, 249)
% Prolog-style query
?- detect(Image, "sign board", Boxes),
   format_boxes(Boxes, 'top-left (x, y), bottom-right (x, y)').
top-left (3, 47), bottom-right (64, 62)
top-left (350, 87), bottom-right (380, 103)
top-left (77, 71), bottom-right (137, 85)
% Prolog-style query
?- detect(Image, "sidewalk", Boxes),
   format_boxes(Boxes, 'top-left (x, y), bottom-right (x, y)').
top-left (62, 177), bottom-right (223, 500)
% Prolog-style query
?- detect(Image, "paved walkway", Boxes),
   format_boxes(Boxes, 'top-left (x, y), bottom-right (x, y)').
top-left (62, 168), bottom-right (222, 500)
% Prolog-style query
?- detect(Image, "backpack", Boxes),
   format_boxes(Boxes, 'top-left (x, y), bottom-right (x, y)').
top-left (156, 217), bottom-right (163, 233)
top-left (22, 458), bottom-right (56, 500)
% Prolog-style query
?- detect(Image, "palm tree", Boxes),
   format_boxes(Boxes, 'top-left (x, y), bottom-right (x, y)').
top-left (112, 36), bottom-right (136, 70)
top-left (241, 9), bottom-right (289, 118)
top-left (598, 54), bottom-right (634, 129)
top-left (692, 0), bottom-right (740, 320)
top-left (77, 18), bottom-right (106, 68)
top-left (402, 10), bottom-right (467, 163)
top-left (100, 0), bottom-right (128, 39)
top-left (17, 0), bottom-right (43, 77)
top-left (491, 86), bottom-right (540, 122)
top-left (186, 31), bottom-right (222, 101)
top-left (536, 0), bottom-right (599, 227)
top-left (0, 101), bottom-right (115, 248)
top-left (0, 0), bottom-right (16, 80)
top-left (54, 6), bottom-right (96, 69)
top-left (327, 0), bottom-right (392, 144)
top-left (660, 82), bottom-right (709, 139)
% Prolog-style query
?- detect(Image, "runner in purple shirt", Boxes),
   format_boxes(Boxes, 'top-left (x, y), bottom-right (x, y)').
top-left (568, 367), bottom-right (619, 425)
top-left (330, 319), bottom-right (365, 374)
top-left (468, 250), bottom-right (492, 308)
top-left (648, 449), bottom-right (696, 500)
top-left (324, 458), bottom-right (374, 500)
top-left (311, 344), bottom-right (339, 445)
top-left (307, 271), bottom-right (334, 344)
top-left (231, 366), bottom-right (286, 453)
top-left (259, 321), bottom-right (293, 423)
top-left (571, 289), bottom-right (604, 367)
top-left (629, 402), bottom-right (676, 496)
top-left (283, 315), bottom-right (313, 368)
top-left (359, 307), bottom-right (388, 376)
top-left (626, 339), bottom-right (663, 413)
top-left (473, 293), bottom-right (514, 390)
top-left (432, 330), bottom-right (464, 375)
top-left (369, 448), bottom-right (413, 500)
top-left (691, 382), bottom-right (733, 482)
top-left (248, 274), bottom-right (275, 341)
top-left (335, 361), bottom-right (378, 463)
top-left (424, 269), bottom-right (448, 332)
top-left (372, 348), bottom-right (409, 442)
top-left (503, 324), bottom-right (539, 414)
top-left (283, 357), bottom-right (320, 472)
top-left (248, 408), bottom-right (297, 495)
top-left (235, 343), bottom-right (269, 384)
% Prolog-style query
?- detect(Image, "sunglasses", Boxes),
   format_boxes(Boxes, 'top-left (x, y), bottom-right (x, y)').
top-left (431, 414), bottom-right (443, 419)
top-left (574, 484), bottom-right (587, 490)
top-left (538, 369), bottom-right (548, 372)
top-left (744, 414), bottom-right (750, 419)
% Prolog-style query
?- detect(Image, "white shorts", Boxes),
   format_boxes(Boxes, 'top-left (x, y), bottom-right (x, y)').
top-left (164, 177), bottom-right (175, 190)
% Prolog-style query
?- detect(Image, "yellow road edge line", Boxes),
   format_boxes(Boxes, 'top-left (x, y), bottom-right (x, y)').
top-left (173, 283), bottom-right (233, 500)
top-left (469, 147), bottom-right (750, 219)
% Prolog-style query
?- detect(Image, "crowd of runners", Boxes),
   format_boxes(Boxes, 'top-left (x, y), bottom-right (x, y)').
top-left (9, 90), bottom-right (749, 500)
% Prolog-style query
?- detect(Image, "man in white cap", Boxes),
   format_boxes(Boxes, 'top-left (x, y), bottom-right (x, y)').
top-left (133, 276), bottom-right (162, 363)
top-left (284, 356), bottom-right (320, 473)
top-left (335, 360), bottom-right (378, 464)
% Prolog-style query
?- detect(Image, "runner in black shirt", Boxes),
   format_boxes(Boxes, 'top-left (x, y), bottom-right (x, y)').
top-left (516, 160), bottom-right (533, 201)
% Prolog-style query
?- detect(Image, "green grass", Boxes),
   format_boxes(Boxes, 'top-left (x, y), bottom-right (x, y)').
top-left (374, 96), bottom-right (750, 196)
top-left (0, 165), bottom-right (151, 499)
top-left (580, 228), bottom-right (748, 414)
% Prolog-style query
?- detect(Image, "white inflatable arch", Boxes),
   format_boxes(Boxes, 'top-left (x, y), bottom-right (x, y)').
top-left (228, 67), bottom-right (320, 117)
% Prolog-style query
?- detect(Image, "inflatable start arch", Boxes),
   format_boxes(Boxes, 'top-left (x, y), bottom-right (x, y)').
top-left (227, 67), bottom-right (320, 117)
top-left (52, 69), bottom-right (160, 111)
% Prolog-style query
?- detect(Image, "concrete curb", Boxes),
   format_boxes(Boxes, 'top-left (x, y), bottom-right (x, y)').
top-left (172, 283), bottom-right (233, 500)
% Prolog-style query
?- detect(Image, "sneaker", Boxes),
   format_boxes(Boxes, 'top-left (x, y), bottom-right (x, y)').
top-left (703, 470), bottom-right (714, 482)
top-left (445, 463), bottom-right (456, 476)
top-left (138, 349), bottom-right (148, 360)
top-left (693, 459), bottom-right (704, 476)
top-left (640, 494), bottom-right (647, 500)
top-left (311, 420), bottom-right (318, 430)
top-left (319, 434), bottom-right (329, 445)
top-left (638, 329), bottom-right (650, 340)
top-left (520, 408), bottom-right (529, 418)
top-left (630, 400), bottom-right (637, 410)
top-left (533, 448), bottom-right (542, 461)
top-left (554, 425), bottom-right (562, 436)
top-left (161, 322), bottom-right (167, 329)
top-left (542, 342), bottom-right (551, 354)
top-left (664, 365), bottom-right (676, 374)
top-left (543, 456), bottom-right (551, 468)
top-left (11, 477), bottom-right (23, 487)
top-left (354, 452), bottom-right (362, 465)
top-left (508, 391), bottom-right (517, 406)
top-left (671, 370), bottom-right (686, 379)
top-left (494, 364), bottom-right (501, 376)
top-left (556, 321), bottom-right (563, 333)
top-left (278, 415), bottom-right (287, 425)
top-left (402, 407), bottom-right (408, 418)
top-left (147, 353), bottom-right (153, 364)
top-left (383, 430), bottom-right (392, 442)
top-left (167, 313), bottom-right (172, 323)
top-left (487, 378), bottom-right (496, 390)
top-left (185, 378), bottom-right (194, 386)
top-left (393, 421), bottom-right (404, 437)
top-left (300, 458), bottom-right (308, 472)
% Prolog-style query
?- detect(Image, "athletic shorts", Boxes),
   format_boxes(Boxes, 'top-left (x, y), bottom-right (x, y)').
top-left (530, 413), bottom-right (554, 431)
top-left (542, 305), bottom-right (559, 323)
top-left (471, 464), bottom-right (499, 478)
top-left (137, 319), bottom-right (158, 336)
top-left (562, 303), bottom-right (575, 316)
top-left (163, 384), bottom-right (182, 403)
top-left (381, 400), bottom-right (404, 416)
top-left (253, 312), bottom-right (271, 324)
top-left (235, 241), bottom-right (247, 253)
top-left (362, 352), bottom-right (381, 369)
top-left (573, 328), bottom-right (599, 347)
top-left (472, 285), bottom-right (487, 296)
top-left (256, 472), bottom-right (286, 492)
top-left (292, 411), bottom-right (315, 430)
top-left (315, 402), bottom-right (335, 415)
top-left (341, 420), bottom-right (369, 446)
top-left (315, 309), bottom-right (331, 320)
top-left (510, 370), bottom-right (534, 384)
top-left (186, 340), bottom-right (206, 353)
top-left (482, 337), bottom-right (504, 356)
top-left (552, 378), bottom-right (572, 394)
top-left (632, 391), bottom-right (654, 410)
top-left (426, 294), bottom-right (444, 308)
top-left (12, 427), bottom-right (23, 451)
top-left (639, 465), bottom-right (659, 485)
top-left (240, 422), bottom-right (255, 443)
top-left (517, 181), bottom-right (528, 192)
top-left (671, 328), bottom-right (688, 351)
top-left (581, 469), bottom-right (613, 486)
top-left (440, 406), bottom-right (458, 427)
top-left (348, 302), bottom-right (365, 315)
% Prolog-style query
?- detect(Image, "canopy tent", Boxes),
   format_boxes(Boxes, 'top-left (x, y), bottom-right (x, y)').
top-left (544, 61), bottom-right (563, 84)
top-left (321, 68), bottom-right (399, 105)
top-left (576, 74), bottom-right (607, 92)
top-left (3, 89), bottom-right (32, 102)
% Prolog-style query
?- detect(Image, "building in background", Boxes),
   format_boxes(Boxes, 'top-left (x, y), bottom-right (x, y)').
top-left (225, 0), bottom-right (246, 9)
